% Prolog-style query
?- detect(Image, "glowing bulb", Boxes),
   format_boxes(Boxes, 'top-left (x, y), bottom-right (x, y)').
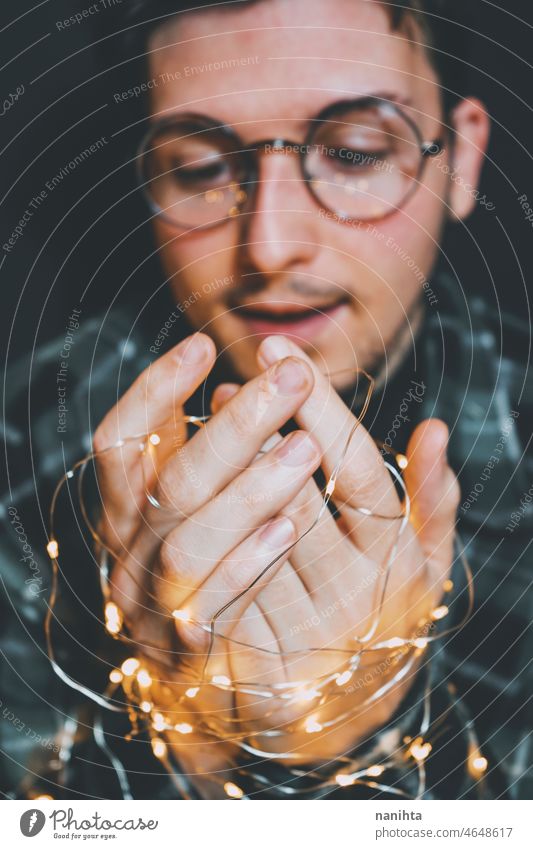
top-left (35, 794), bottom-right (54, 800)
top-left (367, 764), bottom-right (384, 777)
top-left (297, 689), bottom-right (320, 702)
top-left (381, 637), bottom-right (405, 649)
top-left (431, 605), bottom-right (449, 621)
top-left (149, 433), bottom-right (161, 445)
top-left (140, 701), bottom-right (152, 713)
top-left (109, 669), bottom-right (123, 684)
top-left (206, 190), bottom-right (223, 205)
top-left (443, 579), bottom-right (454, 592)
top-left (137, 669), bottom-right (152, 688)
top-left (336, 670), bottom-right (353, 686)
top-left (152, 713), bottom-right (166, 731)
top-left (46, 539), bottom-right (59, 559)
top-left (152, 738), bottom-right (167, 759)
top-left (174, 722), bottom-right (193, 734)
top-left (224, 781), bottom-right (244, 799)
top-left (397, 453), bottom-right (408, 469)
top-left (468, 751), bottom-right (488, 777)
top-left (172, 609), bottom-right (191, 623)
top-left (121, 658), bottom-right (140, 676)
top-left (409, 737), bottom-right (432, 762)
top-left (304, 716), bottom-right (323, 734)
top-left (413, 637), bottom-right (428, 650)
top-left (105, 602), bottom-right (122, 635)
top-left (335, 774), bottom-right (355, 787)
top-left (212, 675), bottom-right (231, 687)
top-left (185, 687), bottom-right (199, 698)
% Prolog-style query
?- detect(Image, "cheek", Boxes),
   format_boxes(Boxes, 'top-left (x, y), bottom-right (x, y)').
top-left (356, 183), bottom-right (446, 310)
top-left (155, 221), bottom-right (237, 321)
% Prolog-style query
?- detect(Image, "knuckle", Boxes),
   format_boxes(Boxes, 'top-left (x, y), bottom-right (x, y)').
top-left (228, 476), bottom-right (267, 525)
top-left (174, 619), bottom-right (209, 653)
top-left (223, 395), bottom-right (256, 442)
top-left (158, 538), bottom-right (182, 581)
top-left (159, 536), bottom-right (197, 591)
top-left (154, 463), bottom-right (189, 516)
top-left (219, 553), bottom-right (255, 594)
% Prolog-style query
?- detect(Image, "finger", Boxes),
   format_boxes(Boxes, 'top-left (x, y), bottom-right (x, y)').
top-left (173, 516), bottom-right (297, 652)
top-left (121, 359), bottom-right (313, 593)
top-left (95, 333), bottom-right (216, 539)
top-left (100, 334), bottom-right (216, 618)
top-left (211, 383), bottom-right (240, 414)
top-left (155, 429), bottom-right (321, 610)
top-left (257, 481), bottom-right (361, 650)
top-left (279, 478), bottom-right (350, 595)
top-left (257, 335), bottom-right (402, 550)
top-left (404, 419), bottom-right (460, 592)
top-left (152, 356), bottom-right (315, 520)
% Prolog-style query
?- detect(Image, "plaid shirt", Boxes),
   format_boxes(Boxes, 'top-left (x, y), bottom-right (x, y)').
top-left (1, 275), bottom-right (531, 799)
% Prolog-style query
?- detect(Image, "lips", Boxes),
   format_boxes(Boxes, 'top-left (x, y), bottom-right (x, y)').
top-left (234, 299), bottom-right (348, 343)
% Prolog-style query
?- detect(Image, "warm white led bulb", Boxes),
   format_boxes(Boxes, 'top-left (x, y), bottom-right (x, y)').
top-left (224, 782), bottom-right (244, 799)
top-left (172, 609), bottom-right (191, 623)
top-left (46, 540), bottom-right (59, 559)
top-left (137, 669), bottom-right (152, 688)
top-left (212, 675), bottom-right (231, 687)
top-left (121, 658), bottom-right (140, 676)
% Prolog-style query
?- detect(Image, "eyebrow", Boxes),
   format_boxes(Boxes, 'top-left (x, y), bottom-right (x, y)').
top-left (317, 91), bottom-right (413, 113)
top-left (150, 92), bottom-right (414, 132)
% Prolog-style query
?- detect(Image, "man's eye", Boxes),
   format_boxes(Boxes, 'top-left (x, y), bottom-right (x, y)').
top-left (331, 148), bottom-right (390, 166)
top-left (174, 159), bottom-right (230, 185)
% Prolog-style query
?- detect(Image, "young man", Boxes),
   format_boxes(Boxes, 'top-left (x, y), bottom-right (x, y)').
top-left (2, 0), bottom-right (530, 800)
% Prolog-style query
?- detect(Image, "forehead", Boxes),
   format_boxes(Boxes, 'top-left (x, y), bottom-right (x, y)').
top-left (148, 0), bottom-right (440, 129)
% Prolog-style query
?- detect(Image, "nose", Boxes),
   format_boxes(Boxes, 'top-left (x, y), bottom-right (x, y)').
top-left (240, 150), bottom-right (319, 275)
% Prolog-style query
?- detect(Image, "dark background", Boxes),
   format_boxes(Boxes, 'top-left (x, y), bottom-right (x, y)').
top-left (1, 0), bottom-right (532, 363)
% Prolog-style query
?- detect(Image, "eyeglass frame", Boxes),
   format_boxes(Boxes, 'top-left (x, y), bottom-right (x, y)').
top-left (136, 96), bottom-right (445, 231)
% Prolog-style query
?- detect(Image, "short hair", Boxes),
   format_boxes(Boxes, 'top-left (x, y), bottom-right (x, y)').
top-left (103, 1), bottom-right (471, 113)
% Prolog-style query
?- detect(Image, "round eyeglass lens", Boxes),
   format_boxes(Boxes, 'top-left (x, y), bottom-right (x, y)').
top-left (140, 122), bottom-right (249, 229)
top-left (304, 101), bottom-right (423, 221)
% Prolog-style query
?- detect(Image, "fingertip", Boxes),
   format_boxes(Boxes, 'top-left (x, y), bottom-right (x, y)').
top-left (408, 418), bottom-right (449, 466)
top-left (257, 334), bottom-right (298, 368)
top-left (211, 383), bottom-right (240, 414)
top-left (174, 332), bottom-right (216, 366)
top-left (259, 515), bottom-right (296, 550)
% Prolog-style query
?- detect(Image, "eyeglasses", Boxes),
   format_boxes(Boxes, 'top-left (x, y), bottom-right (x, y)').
top-left (137, 97), bottom-right (444, 231)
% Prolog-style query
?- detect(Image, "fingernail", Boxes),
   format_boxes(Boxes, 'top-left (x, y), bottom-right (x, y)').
top-left (272, 357), bottom-right (309, 393)
top-left (260, 516), bottom-right (295, 549)
top-left (276, 431), bottom-right (318, 466)
top-left (176, 334), bottom-right (209, 364)
top-left (259, 335), bottom-right (293, 367)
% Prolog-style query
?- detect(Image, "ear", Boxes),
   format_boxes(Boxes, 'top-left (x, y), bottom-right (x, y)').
top-left (447, 97), bottom-right (491, 220)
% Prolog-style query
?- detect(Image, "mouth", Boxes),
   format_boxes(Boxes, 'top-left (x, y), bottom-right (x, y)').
top-left (234, 297), bottom-right (349, 343)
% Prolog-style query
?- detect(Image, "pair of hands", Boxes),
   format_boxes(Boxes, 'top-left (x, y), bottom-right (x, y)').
top-left (94, 331), bottom-right (459, 766)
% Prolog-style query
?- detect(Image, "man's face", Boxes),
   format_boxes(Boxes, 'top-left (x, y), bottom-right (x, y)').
top-left (148, 0), bottom-right (450, 385)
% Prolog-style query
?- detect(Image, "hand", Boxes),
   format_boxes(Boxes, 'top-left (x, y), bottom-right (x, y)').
top-left (93, 332), bottom-right (460, 768)
top-left (208, 335), bottom-right (460, 760)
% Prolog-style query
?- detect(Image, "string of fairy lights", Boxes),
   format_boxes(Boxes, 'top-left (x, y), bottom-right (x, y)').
top-left (41, 369), bottom-right (489, 800)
